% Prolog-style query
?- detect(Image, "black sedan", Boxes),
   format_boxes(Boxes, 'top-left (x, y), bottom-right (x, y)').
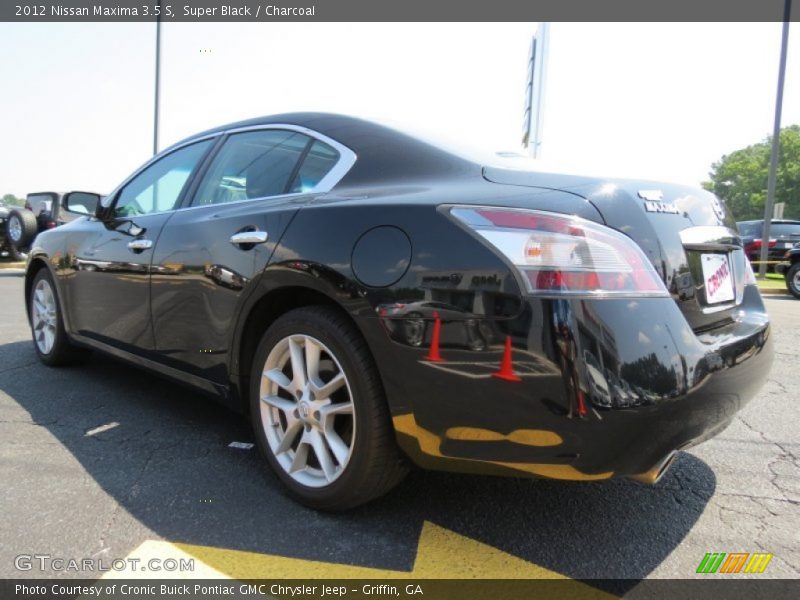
top-left (25, 114), bottom-right (772, 509)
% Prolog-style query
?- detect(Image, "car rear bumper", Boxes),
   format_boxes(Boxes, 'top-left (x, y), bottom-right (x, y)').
top-left (748, 249), bottom-right (792, 264)
top-left (373, 286), bottom-right (772, 481)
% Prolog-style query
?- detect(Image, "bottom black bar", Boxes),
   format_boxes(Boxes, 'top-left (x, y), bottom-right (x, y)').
top-left (3, 579), bottom-right (800, 600)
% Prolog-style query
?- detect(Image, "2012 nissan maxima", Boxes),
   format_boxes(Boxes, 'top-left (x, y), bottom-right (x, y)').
top-left (24, 113), bottom-right (772, 510)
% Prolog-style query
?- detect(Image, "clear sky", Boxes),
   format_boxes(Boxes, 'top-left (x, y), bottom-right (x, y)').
top-left (1, 22), bottom-right (798, 197)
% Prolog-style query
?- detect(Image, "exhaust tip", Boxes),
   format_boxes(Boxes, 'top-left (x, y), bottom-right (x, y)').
top-left (630, 452), bottom-right (678, 485)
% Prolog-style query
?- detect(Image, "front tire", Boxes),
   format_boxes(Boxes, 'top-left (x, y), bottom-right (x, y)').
top-left (250, 306), bottom-right (407, 510)
top-left (29, 269), bottom-right (90, 366)
top-left (786, 262), bottom-right (800, 299)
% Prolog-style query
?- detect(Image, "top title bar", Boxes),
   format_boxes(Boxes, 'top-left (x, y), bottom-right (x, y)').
top-left (2, 0), bottom-right (798, 22)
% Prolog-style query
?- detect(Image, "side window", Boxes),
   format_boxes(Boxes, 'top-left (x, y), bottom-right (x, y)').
top-left (289, 140), bottom-right (340, 193)
top-left (115, 140), bottom-right (213, 217)
top-left (192, 130), bottom-right (311, 206)
top-left (738, 223), bottom-right (757, 237)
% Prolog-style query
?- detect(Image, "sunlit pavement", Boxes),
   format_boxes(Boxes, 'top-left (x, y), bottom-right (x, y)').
top-left (0, 272), bottom-right (797, 590)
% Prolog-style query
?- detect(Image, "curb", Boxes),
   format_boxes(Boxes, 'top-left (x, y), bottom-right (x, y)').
top-left (757, 286), bottom-right (789, 295)
top-left (0, 262), bottom-right (26, 270)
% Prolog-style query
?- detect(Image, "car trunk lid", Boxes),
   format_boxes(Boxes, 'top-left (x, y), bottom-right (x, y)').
top-left (483, 165), bottom-right (750, 331)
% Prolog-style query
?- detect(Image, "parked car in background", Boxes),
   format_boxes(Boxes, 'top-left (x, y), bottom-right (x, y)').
top-left (737, 219), bottom-right (800, 270)
top-left (776, 245), bottom-right (800, 299)
top-left (24, 113), bottom-right (773, 509)
top-left (0, 200), bottom-right (15, 259)
top-left (4, 192), bottom-right (99, 260)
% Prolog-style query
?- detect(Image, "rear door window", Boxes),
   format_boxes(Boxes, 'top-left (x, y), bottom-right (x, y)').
top-left (191, 130), bottom-right (311, 206)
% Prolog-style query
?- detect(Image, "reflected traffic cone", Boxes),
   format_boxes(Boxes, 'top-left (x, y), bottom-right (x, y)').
top-left (492, 336), bottom-right (521, 382)
top-left (424, 311), bottom-right (445, 362)
top-left (576, 390), bottom-right (587, 417)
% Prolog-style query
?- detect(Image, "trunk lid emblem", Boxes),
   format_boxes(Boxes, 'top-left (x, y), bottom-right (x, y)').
top-left (639, 190), bottom-right (679, 214)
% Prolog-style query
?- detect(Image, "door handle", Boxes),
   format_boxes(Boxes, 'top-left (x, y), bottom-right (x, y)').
top-left (230, 230), bottom-right (269, 246)
top-left (127, 239), bottom-right (153, 252)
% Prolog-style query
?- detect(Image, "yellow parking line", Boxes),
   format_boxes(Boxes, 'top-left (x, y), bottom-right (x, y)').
top-left (103, 521), bottom-right (614, 597)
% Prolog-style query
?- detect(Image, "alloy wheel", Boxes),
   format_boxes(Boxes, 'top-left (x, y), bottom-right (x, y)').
top-left (793, 270), bottom-right (800, 294)
top-left (259, 334), bottom-right (355, 488)
top-left (8, 215), bottom-right (22, 242)
top-left (31, 278), bottom-right (57, 354)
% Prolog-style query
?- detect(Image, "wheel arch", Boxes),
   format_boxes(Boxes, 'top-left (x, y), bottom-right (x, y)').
top-left (232, 281), bottom-right (379, 416)
top-left (24, 257), bottom-right (51, 323)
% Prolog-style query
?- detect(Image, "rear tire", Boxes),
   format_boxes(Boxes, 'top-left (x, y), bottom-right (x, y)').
top-left (250, 306), bottom-right (408, 510)
top-left (786, 263), bottom-right (800, 299)
top-left (29, 269), bottom-right (90, 366)
top-left (6, 237), bottom-right (26, 261)
top-left (8, 209), bottom-right (38, 249)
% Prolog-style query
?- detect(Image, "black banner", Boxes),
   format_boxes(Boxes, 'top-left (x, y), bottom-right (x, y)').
top-left (1, 0), bottom-right (798, 22)
top-left (3, 579), bottom-right (800, 600)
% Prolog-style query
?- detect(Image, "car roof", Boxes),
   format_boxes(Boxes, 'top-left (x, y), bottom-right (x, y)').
top-left (169, 112), bottom-right (479, 187)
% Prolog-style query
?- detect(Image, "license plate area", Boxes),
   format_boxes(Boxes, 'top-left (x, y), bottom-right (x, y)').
top-left (701, 253), bottom-right (734, 304)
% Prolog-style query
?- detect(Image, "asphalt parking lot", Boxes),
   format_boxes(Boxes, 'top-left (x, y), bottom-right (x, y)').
top-left (0, 270), bottom-right (797, 587)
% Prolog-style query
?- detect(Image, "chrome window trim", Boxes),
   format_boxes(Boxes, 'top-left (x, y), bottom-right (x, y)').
top-left (100, 123), bottom-right (357, 215)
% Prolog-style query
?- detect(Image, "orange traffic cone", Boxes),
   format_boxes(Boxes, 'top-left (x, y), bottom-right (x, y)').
top-left (492, 336), bottom-right (521, 382)
top-left (576, 390), bottom-right (587, 417)
top-left (424, 312), bottom-right (445, 362)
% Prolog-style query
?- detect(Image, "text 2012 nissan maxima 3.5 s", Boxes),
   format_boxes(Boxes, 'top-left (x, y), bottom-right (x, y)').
top-left (25, 113), bottom-right (772, 509)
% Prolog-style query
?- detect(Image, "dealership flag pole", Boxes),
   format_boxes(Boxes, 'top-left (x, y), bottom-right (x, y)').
top-left (758, 0), bottom-right (791, 278)
top-left (153, 1), bottom-right (162, 156)
top-left (523, 22), bottom-right (550, 158)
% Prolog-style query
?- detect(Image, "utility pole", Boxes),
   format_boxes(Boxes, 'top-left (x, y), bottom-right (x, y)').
top-left (523, 22), bottom-right (550, 158)
top-left (758, 0), bottom-right (792, 278)
top-left (153, 1), bottom-right (162, 156)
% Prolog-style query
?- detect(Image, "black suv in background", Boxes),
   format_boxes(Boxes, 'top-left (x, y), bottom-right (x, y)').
top-left (0, 201), bottom-right (12, 259)
top-left (737, 219), bottom-right (800, 269)
top-left (3, 192), bottom-right (93, 260)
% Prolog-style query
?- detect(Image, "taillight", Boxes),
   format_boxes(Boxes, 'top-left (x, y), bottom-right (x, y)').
top-left (745, 239), bottom-right (777, 254)
top-left (448, 206), bottom-right (668, 297)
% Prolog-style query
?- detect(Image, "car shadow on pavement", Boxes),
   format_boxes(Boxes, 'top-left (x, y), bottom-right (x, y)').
top-left (0, 339), bottom-right (715, 590)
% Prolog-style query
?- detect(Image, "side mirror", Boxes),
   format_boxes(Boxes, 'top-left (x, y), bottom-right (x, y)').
top-left (62, 191), bottom-right (102, 217)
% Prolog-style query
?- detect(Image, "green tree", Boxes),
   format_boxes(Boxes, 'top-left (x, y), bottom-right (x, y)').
top-left (704, 124), bottom-right (800, 221)
top-left (1, 193), bottom-right (24, 207)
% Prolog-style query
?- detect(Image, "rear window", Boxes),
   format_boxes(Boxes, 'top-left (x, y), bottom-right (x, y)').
top-left (737, 222), bottom-right (800, 237)
top-left (26, 193), bottom-right (56, 215)
top-left (769, 223), bottom-right (800, 237)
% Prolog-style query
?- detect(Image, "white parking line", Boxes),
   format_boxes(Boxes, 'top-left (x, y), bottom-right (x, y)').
top-left (85, 422), bottom-right (120, 436)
